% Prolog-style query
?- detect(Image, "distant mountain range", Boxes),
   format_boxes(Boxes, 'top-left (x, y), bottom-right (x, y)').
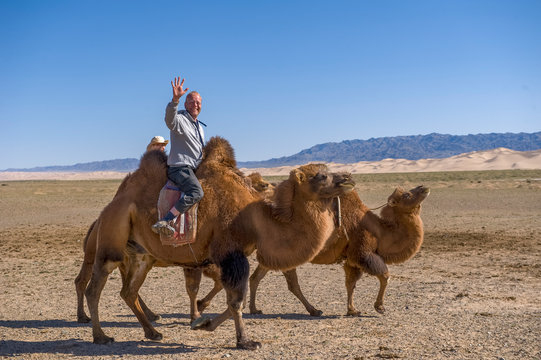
top-left (3, 131), bottom-right (541, 172)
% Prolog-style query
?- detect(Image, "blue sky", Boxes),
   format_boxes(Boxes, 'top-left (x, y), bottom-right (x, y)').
top-left (1, 0), bottom-right (540, 169)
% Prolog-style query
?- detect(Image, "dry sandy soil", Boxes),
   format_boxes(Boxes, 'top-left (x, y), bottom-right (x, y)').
top-left (1, 170), bottom-right (540, 359)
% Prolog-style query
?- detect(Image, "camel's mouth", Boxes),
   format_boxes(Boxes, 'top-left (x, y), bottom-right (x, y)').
top-left (332, 173), bottom-right (356, 193)
top-left (414, 185), bottom-right (430, 198)
top-left (408, 185), bottom-right (430, 204)
top-left (337, 181), bottom-right (355, 191)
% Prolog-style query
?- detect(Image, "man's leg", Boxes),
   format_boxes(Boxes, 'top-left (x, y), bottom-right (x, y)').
top-left (152, 166), bottom-right (204, 236)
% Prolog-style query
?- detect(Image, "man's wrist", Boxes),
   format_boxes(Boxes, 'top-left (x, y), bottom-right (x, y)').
top-left (172, 97), bottom-right (180, 103)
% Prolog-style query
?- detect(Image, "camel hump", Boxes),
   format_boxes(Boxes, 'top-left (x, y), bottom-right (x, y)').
top-left (202, 136), bottom-right (237, 168)
top-left (139, 150), bottom-right (168, 175)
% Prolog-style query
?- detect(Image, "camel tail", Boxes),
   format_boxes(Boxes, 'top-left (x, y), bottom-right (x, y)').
top-left (82, 220), bottom-right (97, 249)
top-left (219, 250), bottom-right (249, 290)
top-left (360, 253), bottom-right (388, 276)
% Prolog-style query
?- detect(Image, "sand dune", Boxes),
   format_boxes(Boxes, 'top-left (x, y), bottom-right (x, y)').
top-left (242, 147), bottom-right (541, 176)
top-left (1, 147), bottom-right (540, 181)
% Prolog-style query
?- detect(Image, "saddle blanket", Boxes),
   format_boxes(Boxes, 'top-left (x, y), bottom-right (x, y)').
top-left (157, 180), bottom-right (198, 247)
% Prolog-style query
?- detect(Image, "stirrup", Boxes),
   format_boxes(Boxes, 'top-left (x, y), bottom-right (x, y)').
top-left (151, 220), bottom-right (175, 236)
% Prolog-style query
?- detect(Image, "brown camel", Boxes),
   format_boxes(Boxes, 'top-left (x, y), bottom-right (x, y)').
top-left (248, 185), bottom-right (429, 317)
top-left (83, 136), bottom-right (354, 350)
top-left (189, 165), bottom-right (355, 341)
top-left (75, 172), bottom-right (273, 324)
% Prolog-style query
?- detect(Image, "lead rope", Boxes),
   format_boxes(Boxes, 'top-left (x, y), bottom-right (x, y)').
top-left (337, 197), bottom-right (350, 242)
top-left (369, 203), bottom-right (387, 211)
top-left (337, 197), bottom-right (386, 242)
top-left (187, 242), bottom-right (200, 265)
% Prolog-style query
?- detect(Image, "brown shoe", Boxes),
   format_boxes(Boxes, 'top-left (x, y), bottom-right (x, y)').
top-left (151, 220), bottom-right (175, 236)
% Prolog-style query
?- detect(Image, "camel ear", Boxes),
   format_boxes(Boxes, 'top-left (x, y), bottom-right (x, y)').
top-left (270, 178), bottom-right (295, 222)
top-left (291, 168), bottom-right (306, 184)
top-left (387, 188), bottom-right (402, 207)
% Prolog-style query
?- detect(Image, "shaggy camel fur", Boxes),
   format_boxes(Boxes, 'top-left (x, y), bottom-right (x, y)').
top-left (190, 166), bottom-right (355, 345)
top-left (248, 185), bottom-right (429, 316)
top-left (74, 172), bottom-right (272, 323)
top-left (83, 136), bottom-right (354, 350)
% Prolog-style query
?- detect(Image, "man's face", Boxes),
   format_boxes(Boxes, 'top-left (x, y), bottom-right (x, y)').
top-left (150, 144), bottom-right (166, 152)
top-left (185, 94), bottom-right (202, 119)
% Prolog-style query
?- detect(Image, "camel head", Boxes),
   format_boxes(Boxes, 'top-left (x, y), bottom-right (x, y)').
top-left (387, 185), bottom-right (430, 214)
top-left (268, 164), bottom-right (355, 222)
top-left (291, 164), bottom-right (355, 200)
top-left (247, 172), bottom-right (274, 194)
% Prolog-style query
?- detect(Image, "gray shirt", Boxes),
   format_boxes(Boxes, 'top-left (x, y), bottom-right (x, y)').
top-left (164, 102), bottom-right (205, 168)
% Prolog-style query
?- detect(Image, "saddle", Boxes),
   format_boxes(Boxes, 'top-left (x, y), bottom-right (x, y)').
top-left (157, 180), bottom-right (198, 247)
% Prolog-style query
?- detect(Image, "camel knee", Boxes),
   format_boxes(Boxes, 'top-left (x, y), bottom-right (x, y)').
top-left (85, 259), bottom-right (121, 299)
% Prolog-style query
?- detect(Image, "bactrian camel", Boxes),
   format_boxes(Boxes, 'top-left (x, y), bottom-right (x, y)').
top-left (75, 172), bottom-right (272, 324)
top-left (189, 165), bottom-right (355, 347)
top-left (248, 185), bottom-right (429, 316)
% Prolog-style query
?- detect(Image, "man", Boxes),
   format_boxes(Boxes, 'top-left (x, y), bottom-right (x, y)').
top-left (152, 76), bottom-right (205, 236)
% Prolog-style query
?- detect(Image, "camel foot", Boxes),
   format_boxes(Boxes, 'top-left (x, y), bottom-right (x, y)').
top-left (191, 314), bottom-right (212, 330)
top-left (77, 314), bottom-right (91, 323)
top-left (93, 335), bottom-right (114, 345)
top-left (346, 309), bottom-right (361, 317)
top-left (197, 299), bottom-right (209, 312)
top-left (145, 330), bottom-right (163, 341)
top-left (374, 303), bottom-right (386, 314)
top-left (249, 308), bottom-right (263, 315)
top-left (237, 339), bottom-right (262, 350)
top-left (309, 309), bottom-right (323, 317)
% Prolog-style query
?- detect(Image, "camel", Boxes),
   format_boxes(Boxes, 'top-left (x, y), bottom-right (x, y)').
top-left (74, 172), bottom-right (273, 324)
top-left (190, 165), bottom-right (355, 345)
top-left (248, 185), bottom-right (429, 317)
top-left (83, 136), bottom-right (355, 350)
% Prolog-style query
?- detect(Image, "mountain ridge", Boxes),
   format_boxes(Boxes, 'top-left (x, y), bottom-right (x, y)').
top-left (3, 131), bottom-right (540, 172)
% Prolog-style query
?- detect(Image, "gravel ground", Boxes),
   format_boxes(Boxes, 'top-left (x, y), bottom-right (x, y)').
top-left (0, 178), bottom-right (540, 359)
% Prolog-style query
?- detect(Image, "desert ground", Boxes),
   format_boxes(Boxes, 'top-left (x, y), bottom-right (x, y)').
top-left (1, 170), bottom-right (540, 359)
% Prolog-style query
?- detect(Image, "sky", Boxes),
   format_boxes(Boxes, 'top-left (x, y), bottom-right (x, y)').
top-left (1, 0), bottom-right (540, 169)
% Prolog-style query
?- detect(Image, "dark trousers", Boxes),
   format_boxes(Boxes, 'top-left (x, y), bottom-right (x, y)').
top-left (167, 165), bottom-right (204, 214)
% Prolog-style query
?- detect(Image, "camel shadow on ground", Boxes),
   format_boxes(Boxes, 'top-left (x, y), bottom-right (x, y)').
top-left (153, 312), bottom-right (379, 321)
top-left (0, 339), bottom-right (199, 357)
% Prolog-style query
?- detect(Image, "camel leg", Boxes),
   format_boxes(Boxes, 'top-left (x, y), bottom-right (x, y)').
top-left (118, 252), bottom-right (160, 322)
top-left (197, 265), bottom-right (223, 313)
top-left (120, 254), bottom-right (163, 341)
top-left (75, 220), bottom-right (98, 323)
top-left (75, 260), bottom-right (93, 323)
top-left (374, 272), bottom-right (390, 314)
top-left (248, 264), bottom-right (269, 314)
top-left (183, 267), bottom-right (203, 322)
top-left (137, 295), bottom-right (160, 322)
top-left (283, 269), bottom-right (323, 316)
top-left (193, 250), bottom-right (261, 350)
top-left (85, 258), bottom-right (120, 344)
top-left (344, 262), bottom-right (363, 316)
top-left (358, 253), bottom-right (389, 314)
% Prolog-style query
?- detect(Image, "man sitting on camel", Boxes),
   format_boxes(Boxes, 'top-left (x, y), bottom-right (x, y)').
top-left (152, 75), bottom-right (206, 236)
